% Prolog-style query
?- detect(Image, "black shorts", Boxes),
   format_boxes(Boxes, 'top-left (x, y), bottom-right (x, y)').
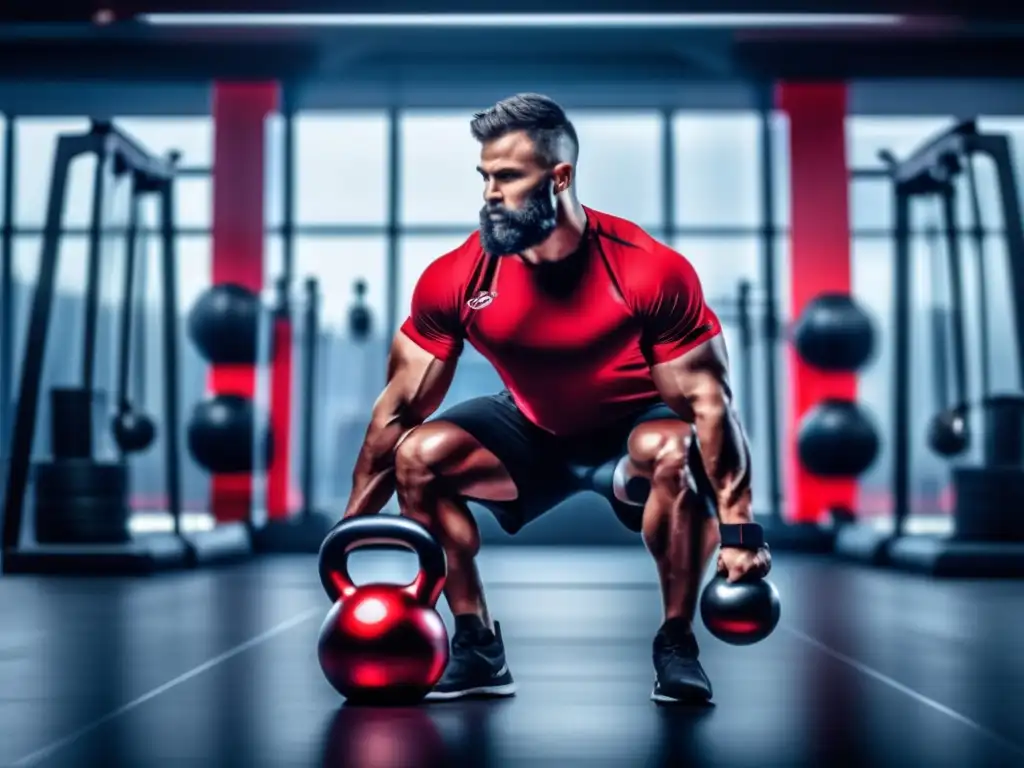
top-left (429, 391), bottom-right (716, 535)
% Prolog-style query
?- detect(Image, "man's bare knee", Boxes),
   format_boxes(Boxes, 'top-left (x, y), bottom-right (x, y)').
top-left (627, 420), bottom-right (692, 478)
top-left (398, 418), bottom-right (478, 475)
top-left (634, 425), bottom-right (699, 554)
top-left (393, 422), bottom-right (465, 512)
top-left (650, 444), bottom-right (688, 496)
top-left (394, 424), bottom-right (486, 554)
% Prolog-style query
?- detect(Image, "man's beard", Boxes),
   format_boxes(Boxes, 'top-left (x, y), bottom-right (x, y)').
top-left (479, 176), bottom-right (558, 255)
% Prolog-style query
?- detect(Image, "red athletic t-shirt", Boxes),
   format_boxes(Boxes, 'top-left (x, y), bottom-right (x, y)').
top-left (400, 206), bottom-right (721, 435)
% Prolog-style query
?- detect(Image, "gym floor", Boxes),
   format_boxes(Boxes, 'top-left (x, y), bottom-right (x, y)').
top-left (0, 549), bottom-right (1021, 768)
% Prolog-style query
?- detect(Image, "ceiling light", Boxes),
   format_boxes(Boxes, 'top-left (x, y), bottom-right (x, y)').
top-left (137, 13), bottom-right (905, 29)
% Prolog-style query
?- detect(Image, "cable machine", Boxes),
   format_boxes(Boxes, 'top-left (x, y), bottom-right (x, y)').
top-left (1, 121), bottom-right (189, 575)
top-left (836, 119), bottom-right (1024, 577)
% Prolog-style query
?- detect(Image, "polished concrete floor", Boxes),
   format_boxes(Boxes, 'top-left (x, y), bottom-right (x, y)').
top-left (0, 548), bottom-right (1022, 767)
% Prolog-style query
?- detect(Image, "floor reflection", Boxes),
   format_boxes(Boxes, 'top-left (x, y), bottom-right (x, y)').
top-left (319, 698), bottom-right (723, 768)
top-left (320, 701), bottom-right (496, 768)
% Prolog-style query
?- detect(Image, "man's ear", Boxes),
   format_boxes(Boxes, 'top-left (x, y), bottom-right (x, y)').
top-left (552, 162), bottom-right (574, 193)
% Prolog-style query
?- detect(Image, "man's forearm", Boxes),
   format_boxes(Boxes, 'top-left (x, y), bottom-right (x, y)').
top-left (693, 399), bottom-right (753, 524)
top-left (342, 419), bottom-right (408, 518)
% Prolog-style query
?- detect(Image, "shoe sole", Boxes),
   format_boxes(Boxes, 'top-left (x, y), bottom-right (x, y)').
top-left (423, 682), bottom-right (518, 701)
top-left (651, 687), bottom-right (712, 705)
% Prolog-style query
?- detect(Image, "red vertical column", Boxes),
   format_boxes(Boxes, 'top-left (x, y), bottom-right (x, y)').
top-left (209, 82), bottom-right (280, 522)
top-left (267, 304), bottom-right (294, 519)
top-left (777, 83), bottom-right (857, 524)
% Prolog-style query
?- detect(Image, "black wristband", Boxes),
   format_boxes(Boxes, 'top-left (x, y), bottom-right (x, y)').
top-left (719, 522), bottom-right (765, 550)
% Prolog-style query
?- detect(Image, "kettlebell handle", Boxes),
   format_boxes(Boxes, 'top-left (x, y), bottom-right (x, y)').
top-left (318, 515), bottom-right (447, 606)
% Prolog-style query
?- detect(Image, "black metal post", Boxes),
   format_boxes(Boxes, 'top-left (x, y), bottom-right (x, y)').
top-left (938, 184), bottom-right (970, 409)
top-left (963, 154), bottom-right (991, 401)
top-left (0, 116), bottom-right (14, 457)
top-left (1, 137), bottom-right (83, 551)
top-left (281, 86), bottom-right (295, 288)
top-left (892, 181), bottom-right (913, 538)
top-left (923, 217), bottom-right (950, 410)
top-left (384, 106), bottom-right (400, 343)
top-left (133, 212), bottom-right (149, 408)
top-left (757, 83), bottom-right (783, 525)
top-left (82, 135), bottom-right (110, 394)
top-left (930, 307), bottom-right (951, 410)
top-left (159, 174), bottom-right (183, 538)
top-left (116, 176), bottom-right (141, 420)
top-left (300, 277), bottom-right (319, 519)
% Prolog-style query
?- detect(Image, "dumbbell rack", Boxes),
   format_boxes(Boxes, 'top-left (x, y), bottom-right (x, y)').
top-left (0, 121), bottom-right (241, 575)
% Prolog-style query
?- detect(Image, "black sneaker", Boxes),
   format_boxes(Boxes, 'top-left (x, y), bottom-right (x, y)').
top-left (424, 614), bottom-right (517, 701)
top-left (651, 619), bottom-right (713, 704)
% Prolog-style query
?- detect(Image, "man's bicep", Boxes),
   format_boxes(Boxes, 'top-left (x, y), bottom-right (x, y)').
top-left (650, 335), bottom-right (732, 414)
top-left (377, 331), bottom-right (459, 425)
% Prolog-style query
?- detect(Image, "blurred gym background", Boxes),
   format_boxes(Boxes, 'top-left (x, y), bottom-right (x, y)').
top-left (2, 10), bottom-right (1024, 767)
top-left (1, 10), bottom-right (1023, 554)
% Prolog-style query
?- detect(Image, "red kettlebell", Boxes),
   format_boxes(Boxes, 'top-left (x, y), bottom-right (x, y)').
top-left (317, 515), bottom-right (449, 705)
top-left (700, 574), bottom-right (781, 646)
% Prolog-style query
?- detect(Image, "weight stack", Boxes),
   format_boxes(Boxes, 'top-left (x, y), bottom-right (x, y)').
top-left (952, 466), bottom-right (1024, 542)
top-left (983, 394), bottom-right (1024, 467)
top-left (32, 460), bottom-right (131, 545)
top-left (49, 387), bottom-right (95, 459)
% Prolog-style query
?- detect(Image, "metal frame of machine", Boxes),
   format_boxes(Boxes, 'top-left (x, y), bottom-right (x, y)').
top-left (836, 119), bottom-right (1024, 576)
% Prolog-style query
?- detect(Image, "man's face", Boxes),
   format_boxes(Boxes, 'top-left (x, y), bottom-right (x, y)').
top-left (477, 131), bottom-right (561, 255)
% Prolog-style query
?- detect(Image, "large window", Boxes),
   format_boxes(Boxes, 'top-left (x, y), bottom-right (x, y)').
top-left (400, 111), bottom-right (479, 227)
top-left (9, 233), bottom-right (129, 404)
top-left (846, 116), bottom-right (954, 235)
top-left (573, 112), bottom-right (663, 230)
top-left (399, 110), bottom-right (665, 230)
top-left (846, 116), bottom-right (955, 169)
top-left (673, 113), bottom-right (761, 229)
top-left (115, 117), bottom-right (213, 166)
top-left (265, 113), bottom-right (285, 231)
top-left (14, 118), bottom-right (94, 229)
top-left (116, 117), bottom-right (214, 230)
top-left (11, 236), bottom-right (86, 383)
top-left (174, 235), bottom-right (214, 311)
top-left (672, 236), bottom-right (761, 299)
top-left (294, 112), bottom-right (389, 227)
top-left (13, 117), bottom-right (216, 232)
top-left (769, 111), bottom-right (791, 231)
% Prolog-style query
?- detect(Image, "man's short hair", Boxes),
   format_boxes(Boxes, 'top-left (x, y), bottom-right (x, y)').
top-left (470, 93), bottom-right (579, 167)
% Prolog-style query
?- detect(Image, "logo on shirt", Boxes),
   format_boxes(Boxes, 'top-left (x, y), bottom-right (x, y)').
top-left (467, 291), bottom-right (497, 310)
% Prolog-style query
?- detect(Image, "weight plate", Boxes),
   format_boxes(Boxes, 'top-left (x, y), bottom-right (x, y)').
top-left (34, 495), bottom-right (131, 545)
top-left (34, 496), bottom-right (130, 517)
top-left (33, 460), bottom-right (128, 501)
top-left (35, 522), bottom-right (131, 545)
